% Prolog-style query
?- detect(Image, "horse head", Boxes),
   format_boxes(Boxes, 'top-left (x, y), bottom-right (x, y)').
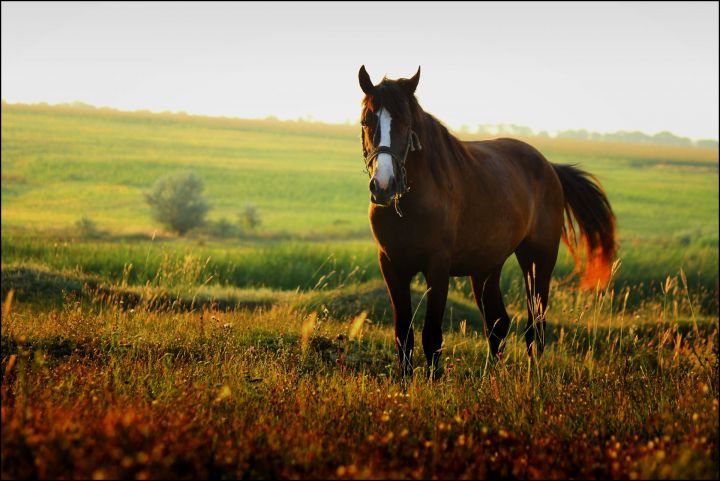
top-left (358, 65), bottom-right (422, 209)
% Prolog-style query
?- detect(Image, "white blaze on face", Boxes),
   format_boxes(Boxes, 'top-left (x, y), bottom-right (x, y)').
top-left (374, 108), bottom-right (394, 189)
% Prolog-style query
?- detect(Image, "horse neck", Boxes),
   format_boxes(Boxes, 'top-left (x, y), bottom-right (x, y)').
top-left (409, 110), bottom-right (468, 193)
top-left (421, 108), bottom-right (468, 148)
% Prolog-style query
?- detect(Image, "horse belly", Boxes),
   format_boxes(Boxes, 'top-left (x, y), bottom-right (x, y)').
top-left (449, 216), bottom-right (526, 276)
top-left (448, 247), bottom-right (509, 277)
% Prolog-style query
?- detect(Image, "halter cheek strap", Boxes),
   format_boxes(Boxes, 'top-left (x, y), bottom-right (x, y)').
top-left (363, 128), bottom-right (422, 217)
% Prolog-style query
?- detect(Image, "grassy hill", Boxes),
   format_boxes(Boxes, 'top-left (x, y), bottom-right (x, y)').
top-left (1, 103), bottom-right (372, 237)
top-left (2, 102), bottom-right (717, 240)
top-left (1, 102), bottom-right (718, 296)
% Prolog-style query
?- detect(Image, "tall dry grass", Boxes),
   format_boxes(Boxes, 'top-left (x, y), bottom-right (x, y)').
top-left (1, 259), bottom-right (717, 479)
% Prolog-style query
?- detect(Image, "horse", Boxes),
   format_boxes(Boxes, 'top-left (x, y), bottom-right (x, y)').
top-left (358, 65), bottom-right (617, 378)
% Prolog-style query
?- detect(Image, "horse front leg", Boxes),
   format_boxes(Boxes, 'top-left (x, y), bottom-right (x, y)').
top-left (379, 253), bottom-right (414, 378)
top-left (422, 257), bottom-right (450, 379)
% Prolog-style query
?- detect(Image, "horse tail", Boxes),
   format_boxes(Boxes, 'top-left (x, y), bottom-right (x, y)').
top-left (552, 163), bottom-right (617, 289)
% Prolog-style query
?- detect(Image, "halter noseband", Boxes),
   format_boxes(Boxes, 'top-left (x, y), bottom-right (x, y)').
top-left (363, 126), bottom-right (422, 217)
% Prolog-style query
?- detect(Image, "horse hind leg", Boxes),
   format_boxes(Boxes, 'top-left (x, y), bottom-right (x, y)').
top-left (515, 240), bottom-right (559, 356)
top-left (471, 267), bottom-right (511, 358)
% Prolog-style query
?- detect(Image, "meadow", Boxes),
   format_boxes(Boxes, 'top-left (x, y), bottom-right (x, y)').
top-left (1, 103), bottom-right (718, 479)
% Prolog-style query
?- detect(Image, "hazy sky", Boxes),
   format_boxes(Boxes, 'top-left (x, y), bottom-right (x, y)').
top-left (2, 1), bottom-right (718, 140)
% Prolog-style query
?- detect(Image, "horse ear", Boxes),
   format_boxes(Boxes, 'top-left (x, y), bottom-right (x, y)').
top-left (400, 66), bottom-right (421, 95)
top-left (359, 65), bottom-right (375, 95)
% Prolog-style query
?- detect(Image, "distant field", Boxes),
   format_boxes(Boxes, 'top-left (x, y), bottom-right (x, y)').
top-left (1, 103), bottom-right (370, 237)
top-left (2, 103), bottom-right (718, 241)
top-left (1, 103), bottom-right (718, 297)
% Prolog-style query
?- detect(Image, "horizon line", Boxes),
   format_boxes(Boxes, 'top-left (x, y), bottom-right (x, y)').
top-left (2, 98), bottom-right (718, 145)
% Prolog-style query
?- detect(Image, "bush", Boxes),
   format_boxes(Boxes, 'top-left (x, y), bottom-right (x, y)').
top-left (74, 216), bottom-right (101, 238)
top-left (203, 217), bottom-right (239, 239)
top-left (145, 172), bottom-right (210, 235)
top-left (238, 204), bottom-right (261, 232)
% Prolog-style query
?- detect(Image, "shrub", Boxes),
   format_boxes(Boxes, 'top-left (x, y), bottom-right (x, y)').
top-left (204, 217), bottom-right (239, 239)
top-left (238, 204), bottom-right (261, 232)
top-left (74, 216), bottom-right (101, 238)
top-left (144, 172), bottom-right (210, 235)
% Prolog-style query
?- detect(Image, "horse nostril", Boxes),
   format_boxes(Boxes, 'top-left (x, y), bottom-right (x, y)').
top-left (369, 178), bottom-right (379, 195)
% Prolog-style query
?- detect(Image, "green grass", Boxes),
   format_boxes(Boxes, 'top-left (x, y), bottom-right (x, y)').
top-left (2, 230), bottom-right (717, 313)
top-left (1, 103), bottom-right (370, 237)
top-left (2, 103), bottom-right (718, 242)
top-left (1, 102), bottom-right (718, 479)
top-left (2, 103), bottom-right (718, 296)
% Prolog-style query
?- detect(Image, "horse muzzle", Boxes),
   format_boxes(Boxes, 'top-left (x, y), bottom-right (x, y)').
top-left (369, 176), bottom-right (397, 206)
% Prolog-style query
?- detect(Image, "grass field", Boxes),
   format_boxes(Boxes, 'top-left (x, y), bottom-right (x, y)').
top-left (2, 276), bottom-right (718, 479)
top-left (1, 102), bottom-right (718, 479)
top-left (2, 103), bottom-right (718, 240)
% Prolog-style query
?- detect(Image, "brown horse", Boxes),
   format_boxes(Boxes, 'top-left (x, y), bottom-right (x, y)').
top-left (358, 65), bottom-right (617, 378)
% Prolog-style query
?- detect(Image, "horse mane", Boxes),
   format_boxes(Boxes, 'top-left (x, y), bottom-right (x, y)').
top-left (416, 111), bottom-right (474, 183)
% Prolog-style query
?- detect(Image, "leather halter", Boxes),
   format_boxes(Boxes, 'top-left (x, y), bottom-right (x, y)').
top-left (363, 125), bottom-right (422, 217)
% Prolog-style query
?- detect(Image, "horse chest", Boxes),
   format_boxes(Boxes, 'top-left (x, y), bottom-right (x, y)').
top-left (369, 205), bottom-right (450, 265)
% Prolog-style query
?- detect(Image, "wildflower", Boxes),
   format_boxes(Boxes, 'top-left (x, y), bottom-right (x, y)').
top-left (349, 311), bottom-right (367, 339)
top-left (214, 385), bottom-right (232, 402)
top-left (301, 312), bottom-right (317, 351)
top-left (92, 469), bottom-right (107, 480)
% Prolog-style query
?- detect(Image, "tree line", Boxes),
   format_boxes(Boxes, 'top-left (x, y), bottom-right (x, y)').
top-left (468, 123), bottom-right (718, 149)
